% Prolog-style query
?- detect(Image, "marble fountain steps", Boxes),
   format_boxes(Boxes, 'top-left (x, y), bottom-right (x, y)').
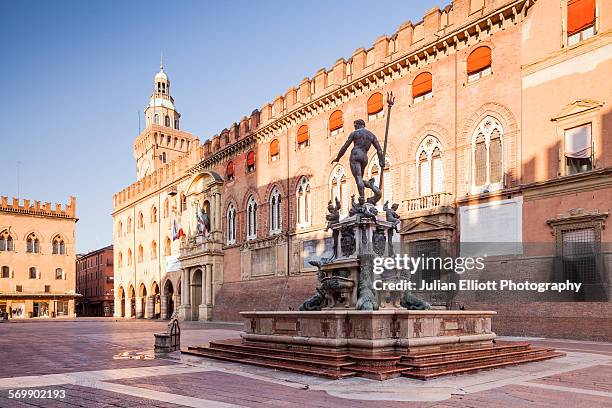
top-left (182, 339), bottom-right (565, 381)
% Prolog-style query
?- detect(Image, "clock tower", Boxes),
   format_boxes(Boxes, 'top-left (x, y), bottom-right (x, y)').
top-left (134, 61), bottom-right (197, 180)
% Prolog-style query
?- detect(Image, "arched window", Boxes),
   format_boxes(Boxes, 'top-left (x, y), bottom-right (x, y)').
top-left (29, 267), bottom-right (37, 279)
top-left (55, 268), bottom-right (64, 280)
top-left (117, 221), bottom-right (123, 237)
top-left (270, 139), bottom-right (280, 161)
top-left (471, 116), bottom-right (504, 193)
top-left (181, 193), bottom-right (187, 211)
top-left (165, 237), bottom-right (171, 256)
top-left (226, 204), bottom-right (236, 245)
top-left (151, 241), bottom-right (157, 259)
top-left (297, 125), bottom-right (309, 149)
top-left (367, 156), bottom-right (393, 207)
top-left (0, 230), bottom-right (14, 252)
top-left (138, 245), bottom-right (144, 263)
top-left (162, 152), bottom-right (167, 163)
top-left (467, 46), bottom-right (492, 82)
top-left (416, 136), bottom-right (444, 197)
top-left (412, 72), bottom-right (433, 102)
top-left (154, 114), bottom-right (159, 125)
top-left (163, 198), bottom-right (169, 218)
top-left (330, 165), bottom-right (348, 216)
top-left (164, 115), bottom-right (170, 127)
top-left (246, 151), bottom-right (256, 172)
top-left (246, 196), bottom-right (258, 241)
top-left (227, 161), bottom-right (235, 181)
top-left (567, 0), bottom-right (596, 46)
top-left (26, 233), bottom-right (40, 253)
top-left (127, 217), bottom-right (132, 233)
top-left (127, 249), bottom-right (132, 266)
top-left (52, 235), bottom-right (66, 255)
top-left (1, 266), bottom-right (9, 279)
top-left (151, 206), bottom-right (158, 223)
top-left (269, 187), bottom-right (282, 234)
top-left (367, 92), bottom-right (384, 121)
top-left (329, 110), bottom-right (344, 136)
top-left (138, 212), bottom-right (144, 229)
top-left (296, 176), bottom-right (312, 228)
top-left (118, 252), bottom-right (123, 268)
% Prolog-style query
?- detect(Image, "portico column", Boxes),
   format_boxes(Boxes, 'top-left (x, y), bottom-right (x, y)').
top-left (201, 265), bottom-right (207, 307)
top-left (160, 295), bottom-right (168, 319)
top-left (146, 296), bottom-right (155, 319)
top-left (215, 192), bottom-right (222, 232)
top-left (205, 264), bottom-right (213, 306)
top-left (178, 268), bottom-right (192, 321)
top-left (135, 297), bottom-right (143, 318)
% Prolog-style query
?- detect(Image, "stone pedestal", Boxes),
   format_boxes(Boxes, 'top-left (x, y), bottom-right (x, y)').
top-left (178, 304), bottom-right (191, 321)
top-left (241, 310), bottom-right (496, 354)
top-left (199, 304), bottom-right (212, 321)
top-left (185, 309), bottom-right (563, 380)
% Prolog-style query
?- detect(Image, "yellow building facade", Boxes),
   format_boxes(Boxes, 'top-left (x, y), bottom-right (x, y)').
top-left (0, 196), bottom-right (78, 318)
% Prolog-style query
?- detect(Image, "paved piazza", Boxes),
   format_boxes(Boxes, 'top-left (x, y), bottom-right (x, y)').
top-left (0, 320), bottom-right (610, 407)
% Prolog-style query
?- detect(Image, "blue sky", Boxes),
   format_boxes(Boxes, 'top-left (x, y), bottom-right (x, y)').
top-left (0, 0), bottom-right (441, 253)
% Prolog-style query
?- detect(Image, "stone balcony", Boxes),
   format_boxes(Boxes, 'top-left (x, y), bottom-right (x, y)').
top-left (404, 192), bottom-right (453, 212)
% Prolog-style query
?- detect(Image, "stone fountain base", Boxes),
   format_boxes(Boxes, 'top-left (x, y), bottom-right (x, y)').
top-left (184, 309), bottom-right (564, 380)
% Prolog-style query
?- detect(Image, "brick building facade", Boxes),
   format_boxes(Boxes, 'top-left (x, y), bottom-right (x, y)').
top-left (76, 245), bottom-right (114, 317)
top-left (0, 196), bottom-right (78, 318)
top-left (113, 0), bottom-right (611, 339)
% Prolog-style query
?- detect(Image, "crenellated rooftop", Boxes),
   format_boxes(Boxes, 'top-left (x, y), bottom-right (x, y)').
top-left (113, 0), bottom-right (532, 212)
top-left (198, 0), bottom-right (529, 147)
top-left (0, 195), bottom-right (77, 219)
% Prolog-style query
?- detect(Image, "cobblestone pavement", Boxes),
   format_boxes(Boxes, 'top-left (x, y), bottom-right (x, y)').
top-left (0, 319), bottom-right (611, 407)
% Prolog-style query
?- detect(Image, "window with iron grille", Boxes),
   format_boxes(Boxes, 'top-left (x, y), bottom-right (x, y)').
top-left (562, 227), bottom-right (597, 284)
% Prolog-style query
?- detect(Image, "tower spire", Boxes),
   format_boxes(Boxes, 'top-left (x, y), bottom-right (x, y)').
top-left (160, 52), bottom-right (164, 70)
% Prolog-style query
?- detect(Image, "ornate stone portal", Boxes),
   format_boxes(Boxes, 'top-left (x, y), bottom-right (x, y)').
top-left (177, 171), bottom-right (224, 322)
top-left (185, 96), bottom-right (564, 379)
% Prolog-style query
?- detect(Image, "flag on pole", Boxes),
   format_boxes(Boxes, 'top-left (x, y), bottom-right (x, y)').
top-left (172, 219), bottom-right (179, 241)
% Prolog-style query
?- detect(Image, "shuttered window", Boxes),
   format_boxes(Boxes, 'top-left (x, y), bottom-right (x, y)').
top-left (297, 125), bottom-right (309, 147)
top-left (412, 72), bottom-right (433, 100)
top-left (567, 0), bottom-right (596, 45)
top-left (270, 139), bottom-right (280, 161)
top-left (226, 161), bottom-right (234, 180)
top-left (567, 0), bottom-right (595, 35)
top-left (367, 93), bottom-right (384, 120)
top-left (246, 151), bottom-right (255, 172)
top-left (490, 135), bottom-right (503, 184)
top-left (467, 46), bottom-right (492, 81)
top-left (475, 137), bottom-right (487, 186)
top-left (329, 110), bottom-right (343, 134)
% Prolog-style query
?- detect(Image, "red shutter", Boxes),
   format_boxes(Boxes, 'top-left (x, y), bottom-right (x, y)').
top-left (367, 93), bottom-right (383, 115)
top-left (567, 0), bottom-right (595, 35)
top-left (227, 161), bottom-right (234, 176)
top-left (297, 125), bottom-right (309, 144)
top-left (329, 110), bottom-right (343, 131)
top-left (412, 72), bottom-right (432, 98)
top-left (467, 46), bottom-right (492, 75)
top-left (247, 151), bottom-right (255, 166)
top-left (270, 139), bottom-right (279, 157)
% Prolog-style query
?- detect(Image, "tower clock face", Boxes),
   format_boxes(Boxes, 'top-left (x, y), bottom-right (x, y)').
top-left (138, 158), bottom-right (151, 179)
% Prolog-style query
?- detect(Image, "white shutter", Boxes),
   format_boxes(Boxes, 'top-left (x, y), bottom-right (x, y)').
top-left (432, 157), bottom-right (443, 193)
top-left (420, 161), bottom-right (431, 196)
